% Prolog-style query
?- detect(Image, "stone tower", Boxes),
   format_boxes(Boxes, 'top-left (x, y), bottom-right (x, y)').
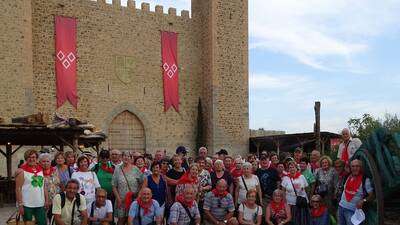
top-left (0, 0), bottom-right (35, 117)
top-left (192, 0), bottom-right (249, 155)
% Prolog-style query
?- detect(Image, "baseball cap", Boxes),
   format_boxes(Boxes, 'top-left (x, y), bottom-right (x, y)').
top-left (217, 149), bottom-right (228, 155)
top-left (176, 146), bottom-right (187, 154)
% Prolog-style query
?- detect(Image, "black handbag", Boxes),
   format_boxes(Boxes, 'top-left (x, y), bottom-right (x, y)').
top-left (290, 178), bottom-right (308, 208)
top-left (315, 181), bottom-right (329, 197)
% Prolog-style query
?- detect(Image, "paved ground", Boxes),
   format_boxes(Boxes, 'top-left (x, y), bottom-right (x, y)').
top-left (1, 205), bottom-right (16, 225)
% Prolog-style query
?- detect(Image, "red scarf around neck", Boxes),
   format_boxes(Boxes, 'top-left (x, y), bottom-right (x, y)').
top-left (43, 166), bottom-right (56, 177)
top-left (288, 171), bottom-right (301, 179)
top-left (341, 141), bottom-right (350, 162)
top-left (100, 162), bottom-right (114, 174)
top-left (139, 166), bottom-right (147, 174)
top-left (177, 171), bottom-right (198, 185)
top-left (344, 174), bottom-right (363, 201)
top-left (270, 200), bottom-right (285, 214)
top-left (20, 163), bottom-right (42, 176)
top-left (176, 194), bottom-right (195, 208)
top-left (230, 168), bottom-right (243, 178)
top-left (212, 189), bottom-right (228, 198)
top-left (136, 197), bottom-right (153, 215)
top-left (311, 206), bottom-right (327, 218)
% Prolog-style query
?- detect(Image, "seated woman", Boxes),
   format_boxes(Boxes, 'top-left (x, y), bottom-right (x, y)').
top-left (266, 189), bottom-right (291, 225)
top-left (310, 195), bottom-right (329, 225)
top-left (238, 189), bottom-right (262, 225)
top-left (168, 187), bottom-right (201, 225)
top-left (128, 188), bottom-right (162, 225)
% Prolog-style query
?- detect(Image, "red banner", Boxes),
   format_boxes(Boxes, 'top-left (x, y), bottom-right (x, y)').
top-left (55, 16), bottom-right (78, 108)
top-left (161, 31), bottom-right (179, 112)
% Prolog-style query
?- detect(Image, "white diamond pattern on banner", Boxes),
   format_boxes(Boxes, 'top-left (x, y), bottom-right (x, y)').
top-left (57, 50), bottom-right (76, 69)
top-left (162, 62), bottom-right (177, 78)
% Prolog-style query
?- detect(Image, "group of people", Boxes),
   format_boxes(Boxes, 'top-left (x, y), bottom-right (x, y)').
top-left (14, 128), bottom-right (374, 225)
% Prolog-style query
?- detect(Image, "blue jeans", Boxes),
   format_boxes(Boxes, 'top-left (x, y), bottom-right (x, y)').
top-left (338, 206), bottom-right (355, 225)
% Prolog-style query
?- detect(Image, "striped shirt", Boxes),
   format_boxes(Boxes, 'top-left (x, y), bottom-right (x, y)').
top-left (168, 202), bottom-right (200, 225)
top-left (203, 192), bottom-right (235, 221)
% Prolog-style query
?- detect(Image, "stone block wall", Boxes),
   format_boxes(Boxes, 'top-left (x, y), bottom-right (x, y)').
top-left (0, 0), bottom-right (249, 175)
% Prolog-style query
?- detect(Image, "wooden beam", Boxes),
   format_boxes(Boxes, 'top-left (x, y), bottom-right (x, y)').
top-left (56, 135), bottom-right (76, 151)
top-left (0, 148), bottom-right (6, 157)
top-left (314, 101), bottom-right (321, 152)
top-left (6, 144), bottom-right (12, 180)
top-left (11, 145), bottom-right (24, 155)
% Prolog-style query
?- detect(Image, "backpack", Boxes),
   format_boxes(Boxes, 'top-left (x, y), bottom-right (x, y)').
top-left (51, 192), bottom-right (82, 225)
top-left (60, 192), bottom-right (81, 209)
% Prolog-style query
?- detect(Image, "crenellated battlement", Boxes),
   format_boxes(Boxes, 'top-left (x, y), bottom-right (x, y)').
top-left (86, 0), bottom-right (191, 19)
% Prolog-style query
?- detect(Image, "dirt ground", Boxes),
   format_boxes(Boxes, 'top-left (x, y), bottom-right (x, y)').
top-left (1, 205), bottom-right (16, 225)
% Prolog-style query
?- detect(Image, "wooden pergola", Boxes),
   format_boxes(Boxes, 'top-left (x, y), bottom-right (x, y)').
top-left (0, 123), bottom-right (106, 180)
top-left (249, 131), bottom-right (341, 156)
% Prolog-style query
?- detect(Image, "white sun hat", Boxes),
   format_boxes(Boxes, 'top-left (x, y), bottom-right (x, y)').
top-left (351, 209), bottom-right (366, 225)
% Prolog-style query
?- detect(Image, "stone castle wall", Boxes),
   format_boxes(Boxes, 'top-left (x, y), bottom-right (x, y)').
top-left (0, 0), bottom-right (249, 175)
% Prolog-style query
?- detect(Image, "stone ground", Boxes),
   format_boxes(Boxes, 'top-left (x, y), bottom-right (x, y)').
top-left (0, 205), bottom-right (16, 225)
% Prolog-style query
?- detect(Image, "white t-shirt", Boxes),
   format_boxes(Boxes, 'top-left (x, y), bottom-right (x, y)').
top-left (281, 175), bottom-right (309, 205)
top-left (238, 175), bottom-right (260, 204)
top-left (71, 171), bottom-right (101, 204)
top-left (87, 199), bottom-right (113, 223)
top-left (238, 203), bottom-right (262, 223)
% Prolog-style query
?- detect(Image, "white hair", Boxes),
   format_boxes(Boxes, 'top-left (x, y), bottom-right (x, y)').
top-left (214, 159), bottom-right (224, 167)
top-left (38, 153), bottom-right (51, 161)
top-left (243, 162), bottom-right (252, 169)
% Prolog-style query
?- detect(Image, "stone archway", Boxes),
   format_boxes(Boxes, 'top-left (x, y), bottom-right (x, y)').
top-left (108, 110), bottom-right (146, 153)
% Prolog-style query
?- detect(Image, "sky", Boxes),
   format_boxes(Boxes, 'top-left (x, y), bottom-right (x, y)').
top-left (116, 0), bottom-right (400, 134)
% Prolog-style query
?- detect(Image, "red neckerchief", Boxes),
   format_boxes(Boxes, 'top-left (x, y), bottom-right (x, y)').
top-left (177, 171), bottom-right (198, 185)
top-left (139, 166), bottom-right (147, 174)
top-left (341, 141), bottom-right (350, 162)
top-left (212, 189), bottom-right (228, 198)
top-left (230, 168), bottom-right (243, 178)
top-left (310, 162), bottom-right (319, 171)
top-left (43, 167), bottom-right (56, 177)
top-left (20, 163), bottom-right (43, 176)
top-left (338, 171), bottom-right (348, 179)
top-left (176, 193), bottom-right (195, 208)
top-left (288, 172), bottom-right (301, 179)
top-left (270, 200), bottom-right (285, 214)
top-left (344, 174), bottom-right (363, 201)
top-left (136, 197), bottom-right (153, 215)
top-left (100, 162), bottom-right (114, 174)
top-left (311, 206), bottom-right (327, 217)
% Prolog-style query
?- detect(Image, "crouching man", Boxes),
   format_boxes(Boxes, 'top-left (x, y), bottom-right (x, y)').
top-left (52, 179), bottom-right (88, 225)
top-left (87, 189), bottom-right (113, 225)
top-left (203, 179), bottom-right (238, 225)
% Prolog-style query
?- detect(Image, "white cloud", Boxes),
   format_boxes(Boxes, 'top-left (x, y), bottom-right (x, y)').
top-left (250, 0), bottom-right (400, 71)
top-left (249, 73), bottom-right (400, 133)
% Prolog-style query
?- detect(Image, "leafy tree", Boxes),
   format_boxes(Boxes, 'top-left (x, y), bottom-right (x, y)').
top-left (348, 113), bottom-right (400, 140)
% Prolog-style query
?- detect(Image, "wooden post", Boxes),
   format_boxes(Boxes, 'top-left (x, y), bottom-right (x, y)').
top-left (314, 101), bottom-right (321, 152)
top-left (255, 142), bottom-right (261, 156)
top-left (6, 143), bottom-right (12, 180)
top-left (72, 136), bottom-right (79, 152)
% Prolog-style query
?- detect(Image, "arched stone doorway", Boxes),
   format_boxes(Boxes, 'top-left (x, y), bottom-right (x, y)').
top-left (108, 110), bottom-right (146, 152)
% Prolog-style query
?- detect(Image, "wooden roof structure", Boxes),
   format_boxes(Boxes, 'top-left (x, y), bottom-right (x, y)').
top-left (0, 123), bottom-right (106, 179)
top-left (249, 131), bottom-right (341, 155)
